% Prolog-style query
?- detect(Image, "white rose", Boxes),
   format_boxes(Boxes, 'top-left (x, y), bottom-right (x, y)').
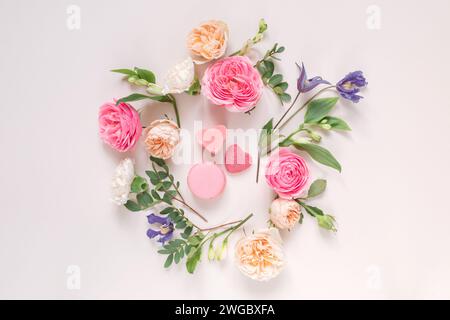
top-left (111, 158), bottom-right (135, 205)
top-left (234, 228), bottom-right (284, 281)
top-left (269, 198), bottom-right (302, 230)
top-left (162, 57), bottom-right (195, 94)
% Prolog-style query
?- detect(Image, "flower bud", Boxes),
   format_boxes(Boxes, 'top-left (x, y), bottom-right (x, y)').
top-left (320, 124), bottom-right (332, 130)
top-left (127, 76), bottom-right (137, 83)
top-left (208, 243), bottom-right (215, 261)
top-left (135, 78), bottom-right (148, 86)
top-left (308, 131), bottom-right (321, 143)
top-left (215, 239), bottom-right (228, 261)
top-left (146, 83), bottom-right (164, 95)
top-left (317, 214), bottom-right (337, 231)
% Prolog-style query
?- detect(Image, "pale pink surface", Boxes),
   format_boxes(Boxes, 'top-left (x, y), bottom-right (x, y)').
top-left (224, 144), bottom-right (252, 173)
top-left (98, 101), bottom-right (142, 152)
top-left (196, 125), bottom-right (227, 155)
top-left (187, 162), bottom-right (226, 199)
top-left (201, 56), bottom-right (263, 112)
top-left (265, 148), bottom-right (309, 199)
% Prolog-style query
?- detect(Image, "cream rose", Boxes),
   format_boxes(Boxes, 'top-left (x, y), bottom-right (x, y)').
top-left (111, 158), bottom-right (135, 205)
top-left (269, 198), bottom-right (302, 230)
top-left (162, 57), bottom-right (195, 94)
top-left (234, 228), bottom-right (284, 281)
top-left (187, 20), bottom-right (229, 64)
top-left (143, 119), bottom-right (180, 159)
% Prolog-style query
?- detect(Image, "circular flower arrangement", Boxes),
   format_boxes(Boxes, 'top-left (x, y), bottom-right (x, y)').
top-left (99, 18), bottom-right (368, 281)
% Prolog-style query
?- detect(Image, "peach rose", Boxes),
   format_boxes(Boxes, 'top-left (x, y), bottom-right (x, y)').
top-left (143, 119), bottom-right (180, 159)
top-left (187, 20), bottom-right (229, 64)
top-left (234, 228), bottom-right (284, 281)
top-left (270, 198), bottom-right (302, 230)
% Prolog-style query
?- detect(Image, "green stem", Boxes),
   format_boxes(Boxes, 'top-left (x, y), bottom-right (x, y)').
top-left (168, 94), bottom-right (181, 128)
top-left (201, 213), bottom-right (253, 245)
top-left (278, 85), bottom-right (336, 130)
top-left (273, 91), bottom-right (301, 130)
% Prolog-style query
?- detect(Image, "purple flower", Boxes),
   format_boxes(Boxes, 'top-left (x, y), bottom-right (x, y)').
top-left (296, 62), bottom-right (330, 93)
top-left (146, 213), bottom-right (174, 244)
top-left (336, 71), bottom-right (367, 103)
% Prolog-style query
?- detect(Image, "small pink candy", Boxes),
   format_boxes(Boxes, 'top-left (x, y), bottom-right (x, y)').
top-left (196, 125), bottom-right (227, 155)
top-left (187, 162), bottom-right (226, 199)
top-left (224, 144), bottom-right (252, 173)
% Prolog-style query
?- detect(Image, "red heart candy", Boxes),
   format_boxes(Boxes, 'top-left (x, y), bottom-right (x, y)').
top-left (224, 144), bottom-right (252, 173)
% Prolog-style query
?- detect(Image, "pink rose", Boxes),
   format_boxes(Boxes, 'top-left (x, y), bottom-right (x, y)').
top-left (98, 101), bottom-right (142, 152)
top-left (201, 56), bottom-right (263, 112)
top-left (265, 148), bottom-right (309, 199)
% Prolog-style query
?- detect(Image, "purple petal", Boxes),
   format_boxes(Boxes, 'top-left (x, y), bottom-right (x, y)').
top-left (157, 231), bottom-right (174, 244)
top-left (296, 62), bottom-right (307, 92)
top-left (147, 228), bottom-right (161, 239)
top-left (147, 213), bottom-right (170, 225)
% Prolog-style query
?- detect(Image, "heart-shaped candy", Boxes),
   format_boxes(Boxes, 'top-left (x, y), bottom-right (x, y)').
top-left (224, 144), bottom-right (252, 173)
top-left (196, 125), bottom-right (227, 155)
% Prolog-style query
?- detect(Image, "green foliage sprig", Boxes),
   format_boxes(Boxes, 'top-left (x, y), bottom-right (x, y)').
top-left (255, 43), bottom-right (291, 104)
top-left (111, 68), bottom-right (182, 127)
top-left (123, 156), bottom-right (253, 274)
top-left (231, 18), bottom-right (268, 56)
top-left (295, 179), bottom-right (337, 232)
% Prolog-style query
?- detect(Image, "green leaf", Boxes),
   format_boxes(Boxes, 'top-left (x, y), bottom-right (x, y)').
top-left (181, 226), bottom-right (193, 239)
top-left (186, 247), bottom-right (202, 274)
top-left (280, 93), bottom-right (291, 103)
top-left (320, 116), bottom-right (351, 131)
top-left (186, 78), bottom-right (201, 95)
top-left (268, 74), bottom-right (283, 87)
top-left (124, 200), bottom-right (141, 212)
top-left (174, 251), bottom-right (181, 264)
top-left (293, 142), bottom-right (341, 172)
top-left (300, 203), bottom-right (324, 217)
top-left (150, 156), bottom-right (166, 167)
top-left (276, 82), bottom-right (288, 91)
top-left (134, 67), bottom-right (156, 84)
top-left (160, 207), bottom-right (175, 215)
top-left (304, 97), bottom-right (339, 123)
top-left (307, 179), bottom-right (327, 198)
top-left (169, 208), bottom-right (181, 222)
top-left (157, 249), bottom-right (171, 254)
top-left (111, 69), bottom-right (136, 76)
top-left (263, 60), bottom-right (274, 77)
top-left (176, 220), bottom-right (187, 229)
top-left (161, 181), bottom-right (172, 191)
top-left (164, 254), bottom-right (174, 268)
top-left (151, 190), bottom-right (161, 200)
top-left (116, 93), bottom-right (152, 105)
top-left (136, 192), bottom-right (153, 208)
top-left (157, 171), bottom-right (168, 179)
top-left (145, 170), bottom-right (159, 185)
top-left (130, 176), bottom-right (148, 193)
top-left (276, 46), bottom-right (285, 53)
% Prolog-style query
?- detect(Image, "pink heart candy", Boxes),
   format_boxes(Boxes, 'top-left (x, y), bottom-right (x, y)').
top-left (224, 144), bottom-right (252, 173)
top-left (196, 125), bottom-right (227, 155)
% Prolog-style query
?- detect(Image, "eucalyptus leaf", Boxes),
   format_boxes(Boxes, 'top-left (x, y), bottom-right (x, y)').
top-left (124, 200), bottom-right (141, 212)
top-left (131, 176), bottom-right (148, 193)
top-left (136, 192), bottom-right (153, 207)
top-left (164, 254), bottom-right (174, 268)
top-left (304, 97), bottom-right (339, 123)
top-left (268, 74), bottom-right (283, 87)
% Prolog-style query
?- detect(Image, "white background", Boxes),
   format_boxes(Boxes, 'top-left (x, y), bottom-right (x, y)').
top-left (1, 0), bottom-right (450, 299)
